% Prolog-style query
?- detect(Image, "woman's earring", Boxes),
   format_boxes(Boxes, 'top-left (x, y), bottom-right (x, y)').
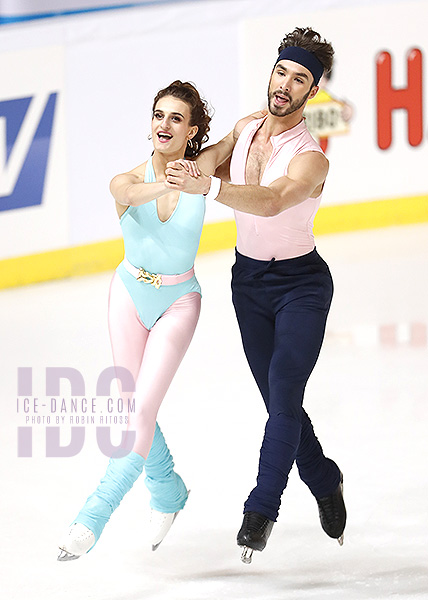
top-left (148, 134), bottom-right (152, 140)
top-left (187, 138), bottom-right (194, 149)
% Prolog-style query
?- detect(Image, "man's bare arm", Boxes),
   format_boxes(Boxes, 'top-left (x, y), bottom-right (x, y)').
top-left (196, 130), bottom-right (235, 176)
top-left (165, 151), bottom-right (328, 217)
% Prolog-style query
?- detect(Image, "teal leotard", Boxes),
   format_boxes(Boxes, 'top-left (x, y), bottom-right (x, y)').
top-left (116, 156), bottom-right (205, 329)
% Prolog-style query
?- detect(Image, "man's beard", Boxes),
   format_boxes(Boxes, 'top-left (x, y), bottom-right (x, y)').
top-left (268, 87), bottom-right (311, 117)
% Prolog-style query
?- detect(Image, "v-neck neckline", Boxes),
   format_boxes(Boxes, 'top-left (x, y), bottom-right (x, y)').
top-left (148, 156), bottom-right (181, 223)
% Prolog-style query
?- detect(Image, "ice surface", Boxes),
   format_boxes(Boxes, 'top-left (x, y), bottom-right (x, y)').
top-left (1, 224), bottom-right (427, 599)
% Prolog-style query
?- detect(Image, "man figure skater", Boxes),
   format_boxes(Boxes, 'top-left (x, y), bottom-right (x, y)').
top-left (166, 27), bottom-right (346, 563)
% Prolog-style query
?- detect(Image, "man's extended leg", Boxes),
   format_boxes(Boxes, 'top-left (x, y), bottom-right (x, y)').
top-left (296, 410), bottom-right (345, 543)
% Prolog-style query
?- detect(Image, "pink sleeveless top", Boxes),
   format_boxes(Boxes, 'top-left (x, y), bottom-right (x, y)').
top-left (230, 117), bottom-right (325, 260)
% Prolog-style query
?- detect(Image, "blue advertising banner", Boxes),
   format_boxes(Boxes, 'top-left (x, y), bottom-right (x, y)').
top-left (0, 93), bottom-right (57, 211)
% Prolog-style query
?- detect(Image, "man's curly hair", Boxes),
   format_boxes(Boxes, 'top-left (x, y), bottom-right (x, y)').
top-left (277, 27), bottom-right (334, 79)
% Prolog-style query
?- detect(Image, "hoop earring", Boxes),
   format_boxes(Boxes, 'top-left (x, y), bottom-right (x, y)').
top-left (187, 138), bottom-right (194, 149)
top-left (148, 134), bottom-right (152, 141)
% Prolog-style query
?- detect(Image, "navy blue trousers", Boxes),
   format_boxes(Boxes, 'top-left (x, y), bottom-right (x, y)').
top-left (231, 248), bottom-right (341, 521)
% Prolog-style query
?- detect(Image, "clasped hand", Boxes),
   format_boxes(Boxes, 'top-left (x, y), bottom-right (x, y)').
top-left (165, 159), bottom-right (210, 195)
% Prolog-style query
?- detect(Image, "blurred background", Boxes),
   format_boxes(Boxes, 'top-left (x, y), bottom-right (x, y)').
top-left (1, 1), bottom-right (427, 599)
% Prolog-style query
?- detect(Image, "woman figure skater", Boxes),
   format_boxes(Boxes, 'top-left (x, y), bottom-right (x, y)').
top-left (57, 80), bottom-right (238, 560)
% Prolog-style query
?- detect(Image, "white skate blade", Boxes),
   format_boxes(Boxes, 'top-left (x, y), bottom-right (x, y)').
top-left (338, 478), bottom-right (345, 546)
top-left (57, 523), bottom-right (95, 561)
top-left (150, 511), bottom-right (178, 551)
top-left (57, 549), bottom-right (80, 561)
top-left (240, 546), bottom-right (253, 564)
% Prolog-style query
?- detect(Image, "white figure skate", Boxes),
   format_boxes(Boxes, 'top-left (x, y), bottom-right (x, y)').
top-left (148, 509), bottom-right (180, 551)
top-left (149, 489), bottom-right (190, 551)
top-left (57, 523), bottom-right (95, 561)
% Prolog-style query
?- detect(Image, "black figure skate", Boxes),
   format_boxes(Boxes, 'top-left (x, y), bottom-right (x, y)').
top-left (237, 511), bottom-right (274, 564)
top-left (316, 472), bottom-right (346, 545)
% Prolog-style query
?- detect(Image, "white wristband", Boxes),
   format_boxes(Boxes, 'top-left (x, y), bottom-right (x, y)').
top-left (204, 176), bottom-right (222, 201)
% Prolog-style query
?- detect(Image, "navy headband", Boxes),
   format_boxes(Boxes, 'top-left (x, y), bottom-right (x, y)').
top-left (275, 46), bottom-right (324, 85)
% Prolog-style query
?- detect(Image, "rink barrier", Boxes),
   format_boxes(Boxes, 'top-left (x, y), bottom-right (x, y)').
top-left (312, 193), bottom-right (428, 235)
top-left (1, 193), bottom-right (427, 288)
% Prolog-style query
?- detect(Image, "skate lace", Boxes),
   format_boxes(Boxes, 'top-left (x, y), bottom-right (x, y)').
top-left (243, 512), bottom-right (270, 533)
top-left (318, 492), bottom-right (340, 523)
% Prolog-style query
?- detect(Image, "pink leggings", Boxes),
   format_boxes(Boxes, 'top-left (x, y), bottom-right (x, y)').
top-left (108, 272), bottom-right (201, 458)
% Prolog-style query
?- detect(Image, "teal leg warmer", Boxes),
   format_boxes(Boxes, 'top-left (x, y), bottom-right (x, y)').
top-left (144, 423), bottom-right (188, 514)
top-left (75, 451), bottom-right (145, 544)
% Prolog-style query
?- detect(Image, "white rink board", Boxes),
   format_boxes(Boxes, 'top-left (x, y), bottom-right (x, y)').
top-left (241, 1), bottom-right (428, 205)
top-left (0, 0), bottom-right (427, 260)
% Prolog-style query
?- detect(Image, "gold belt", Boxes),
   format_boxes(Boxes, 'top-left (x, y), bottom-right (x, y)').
top-left (136, 268), bottom-right (163, 290)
